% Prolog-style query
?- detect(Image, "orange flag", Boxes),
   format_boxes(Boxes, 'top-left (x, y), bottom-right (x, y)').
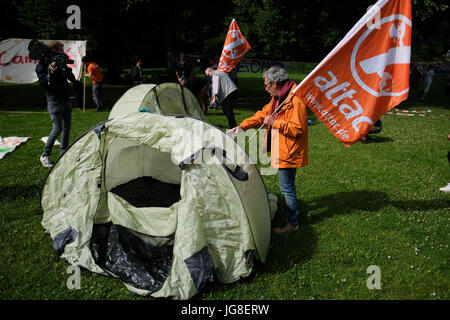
top-left (293, 0), bottom-right (412, 146)
top-left (217, 19), bottom-right (251, 73)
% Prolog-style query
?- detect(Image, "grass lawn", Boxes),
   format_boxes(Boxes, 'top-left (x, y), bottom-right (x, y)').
top-left (0, 72), bottom-right (449, 300)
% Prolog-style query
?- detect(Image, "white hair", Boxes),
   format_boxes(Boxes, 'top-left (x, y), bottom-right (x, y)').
top-left (264, 66), bottom-right (289, 86)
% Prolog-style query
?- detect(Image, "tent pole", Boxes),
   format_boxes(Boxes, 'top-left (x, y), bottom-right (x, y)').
top-left (82, 64), bottom-right (86, 113)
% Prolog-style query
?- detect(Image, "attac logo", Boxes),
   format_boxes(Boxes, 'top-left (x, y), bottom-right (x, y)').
top-left (351, 14), bottom-right (412, 97)
top-left (294, 0), bottom-right (412, 146)
top-left (217, 19), bottom-right (251, 73)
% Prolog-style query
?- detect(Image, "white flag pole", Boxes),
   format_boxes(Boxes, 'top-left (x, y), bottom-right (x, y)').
top-left (82, 64), bottom-right (86, 113)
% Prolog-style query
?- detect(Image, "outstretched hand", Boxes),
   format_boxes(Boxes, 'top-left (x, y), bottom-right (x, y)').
top-left (227, 126), bottom-right (243, 139)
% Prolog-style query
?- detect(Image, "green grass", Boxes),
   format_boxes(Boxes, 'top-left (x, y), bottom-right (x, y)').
top-left (0, 73), bottom-right (449, 300)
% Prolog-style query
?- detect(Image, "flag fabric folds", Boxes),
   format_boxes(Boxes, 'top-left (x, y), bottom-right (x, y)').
top-left (293, 0), bottom-right (412, 146)
top-left (217, 19), bottom-right (251, 73)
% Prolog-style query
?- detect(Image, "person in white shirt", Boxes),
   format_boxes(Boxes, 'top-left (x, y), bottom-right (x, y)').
top-left (205, 67), bottom-right (238, 129)
top-left (420, 65), bottom-right (434, 101)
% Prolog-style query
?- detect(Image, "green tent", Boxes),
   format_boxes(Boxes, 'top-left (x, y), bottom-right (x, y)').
top-left (41, 112), bottom-right (276, 299)
top-left (109, 83), bottom-right (203, 120)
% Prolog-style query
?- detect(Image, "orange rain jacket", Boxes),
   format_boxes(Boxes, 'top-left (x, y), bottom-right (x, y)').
top-left (87, 63), bottom-right (103, 83)
top-left (239, 84), bottom-right (309, 169)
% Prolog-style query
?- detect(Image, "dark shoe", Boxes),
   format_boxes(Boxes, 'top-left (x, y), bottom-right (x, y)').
top-left (360, 136), bottom-right (372, 144)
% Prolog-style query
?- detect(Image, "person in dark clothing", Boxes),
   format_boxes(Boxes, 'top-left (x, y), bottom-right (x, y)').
top-left (36, 41), bottom-right (78, 167)
top-left (360, 119), bottom-right (382, 144)
top-left (129, 59), bottom-right (144, 86)
top-left (175, 52), bottom-right (194, 90)
top-left (72, 79), bottom-right (83, 109)
top-left (439, 133), bottom-right (450, 193)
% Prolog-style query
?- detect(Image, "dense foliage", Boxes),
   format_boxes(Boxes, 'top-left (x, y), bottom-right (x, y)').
top-left (1, 0), bottom-right (448, 82)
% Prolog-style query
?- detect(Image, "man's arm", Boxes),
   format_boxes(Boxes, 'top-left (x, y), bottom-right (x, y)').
top-left (35, 63), bottom-right (50, 89)
top-left (211, 74), bottom-right (220, 105)
top-left (228, 103), bottom-right (272, 138)
top-left (85, 64), bottom-right (93, 78)
top-left (240, 102), bottom-right (273, 130)
top-left (65, 67), bottom-right (76, 83)
top-left (211, 74), bottom-right (220, 96)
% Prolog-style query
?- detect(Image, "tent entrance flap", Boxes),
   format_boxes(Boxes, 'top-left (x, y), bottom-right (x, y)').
top-left (110, 176), bottom-right (181, 208)
top-left (90, 222), bottom-right (174, 293)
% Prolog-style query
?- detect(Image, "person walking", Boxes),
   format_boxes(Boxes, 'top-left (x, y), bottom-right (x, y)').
top-left (82, 56), bottom-right (104, 111)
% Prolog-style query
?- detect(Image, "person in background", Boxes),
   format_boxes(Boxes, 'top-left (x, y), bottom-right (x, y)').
top-left (129, 59), bottom-right (144, 86)
top-left (409, 63), bottom-right (421, 97)
top-left (36, 41), bottom-right (78, 167)
top-left (420, 65), bottom-right (434, 101)
top-left (82, 56), bottom-right (104, 111)
top-left (439, 133), bottom-right (450, 193)
top-left (229, 66), bottom-right (238, 86)
top-left (175, 52), bottom-right (194, 91)
top-left (360, 119), bottom-right (382, 144)
top-left (205, 67), bottom-right (238, 129)
top-left (228, 66), bottom-right (309, 234)
top-left (206, 58), bottom-right (218, 110)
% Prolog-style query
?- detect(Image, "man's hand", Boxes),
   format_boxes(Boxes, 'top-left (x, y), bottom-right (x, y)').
top-left (264, 115), bottom-right (276, 126)
top-left (227, 126), bottom-right (243, 139)
top-left (210, 96), bottom-right (216, 107)
top-left (48, 62), bottom-right (57, 73)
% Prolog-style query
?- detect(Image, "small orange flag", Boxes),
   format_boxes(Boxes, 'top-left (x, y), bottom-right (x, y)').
top-left (217, 19), bottom-right (251, 73)
top-left (293, 0), bottom-right (412, 146)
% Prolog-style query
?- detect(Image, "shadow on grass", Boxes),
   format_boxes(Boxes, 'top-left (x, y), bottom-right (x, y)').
top-left (0, 184), bottom-right (41, 201)
top-left (250, 190), bottom-right (449, 277)
top-left (367, 136), bottom-right (395, 144)
top-left (307, 190), bottom-right (450, 225)
top-left (307, 190), bottom-right (389, 224)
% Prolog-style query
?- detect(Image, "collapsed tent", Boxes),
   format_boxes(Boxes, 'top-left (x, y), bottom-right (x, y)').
top-left (41, 112), bottom-right (276, 299)
top-left (108, 83), bottom-right (203, 119)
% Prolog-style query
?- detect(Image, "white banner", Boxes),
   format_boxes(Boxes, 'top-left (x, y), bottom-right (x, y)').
top-left (0, 136), bottom-right (29, 160)
top-left (0, 38), bottom-right (86, 83)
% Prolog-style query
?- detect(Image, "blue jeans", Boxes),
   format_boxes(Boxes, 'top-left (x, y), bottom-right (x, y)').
top-left (278, 168), bottom-right (300, 226)
top-left (92, 83), bottom-right (103, 111)
top-left (43, 100), bottom-right (72, 157)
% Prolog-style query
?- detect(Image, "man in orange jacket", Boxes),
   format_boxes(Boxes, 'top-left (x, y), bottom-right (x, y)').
top-left (228, 66), bottom-right (308, 234)
top-left (82, 56), bottom-right (104, 111)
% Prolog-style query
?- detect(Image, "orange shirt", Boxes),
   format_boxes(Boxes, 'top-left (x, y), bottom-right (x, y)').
top-left (87, 63), bottom-right (103, 83)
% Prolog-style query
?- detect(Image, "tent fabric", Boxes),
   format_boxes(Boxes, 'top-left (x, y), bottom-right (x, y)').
top-left (41, 113), bottom-right (274, 299)
top-left (109, 83), bottom-right (203, 120)
top-left (90, 222), bottom-right (174, 292)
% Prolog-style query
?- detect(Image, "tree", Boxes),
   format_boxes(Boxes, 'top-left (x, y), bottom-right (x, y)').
top-left (7, 0), bottom-right (449, 84)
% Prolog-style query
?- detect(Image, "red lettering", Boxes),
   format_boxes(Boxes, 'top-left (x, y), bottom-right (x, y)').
top-left (13, 55), bottom-right (24, 64)
top-left (0, 51), bottom-right (8, 67)
top-left (65, 47), bottom-right (76, 67)
top-left (24, 56), bottom-right (37, 64)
